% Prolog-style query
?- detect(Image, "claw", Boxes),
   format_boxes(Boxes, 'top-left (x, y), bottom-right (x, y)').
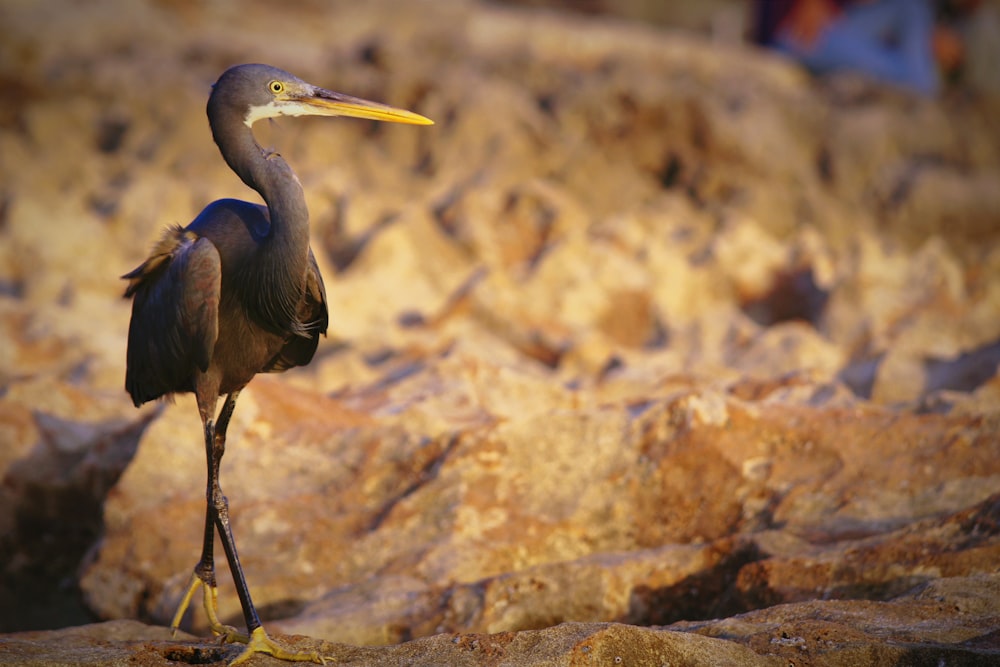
top-left (228, 626), bottom-right (326, 666)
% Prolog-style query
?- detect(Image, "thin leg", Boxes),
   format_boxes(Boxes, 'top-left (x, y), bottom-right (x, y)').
top-left (175, 390), bottom-right (326, 664)
top-left (172, 391), bottom-right (245, 641)
top-left (209, 418), bottom-right (262, 637)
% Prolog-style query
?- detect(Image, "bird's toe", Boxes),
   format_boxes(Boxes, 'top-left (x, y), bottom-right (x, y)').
top-left (228, 627), bottom-right (324, 666)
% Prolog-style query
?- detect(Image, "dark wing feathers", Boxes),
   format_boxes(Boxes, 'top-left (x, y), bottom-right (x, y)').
top-left (123, 227), bottom-right (221, 406)
top-left (182, 241), bottom-right (222, 371)
top-left (263, 248), bottom-right (328, 373)
top-left (304, 247), bottom-right (329, 335)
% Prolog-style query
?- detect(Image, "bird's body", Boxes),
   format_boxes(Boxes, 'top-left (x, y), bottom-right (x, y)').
top-left (122, 63), bottom-right (431, 665)
top-left (124, 198), bottom-right (328, 404)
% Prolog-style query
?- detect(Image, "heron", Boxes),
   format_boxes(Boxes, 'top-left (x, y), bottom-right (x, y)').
top-left (122, 63), bottom-right (433, 665)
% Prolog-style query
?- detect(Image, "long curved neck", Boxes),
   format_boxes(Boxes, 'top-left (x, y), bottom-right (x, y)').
top-left (209, 106), bottom-right (311, 335)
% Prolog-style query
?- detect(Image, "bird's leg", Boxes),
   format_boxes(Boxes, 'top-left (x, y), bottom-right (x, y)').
top-left (205, 393), bottom-right (325, 666)
top-left (171, 392), bottom-right (245, 643)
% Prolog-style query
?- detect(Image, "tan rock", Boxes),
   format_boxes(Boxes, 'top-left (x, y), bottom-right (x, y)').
top-left (79, 366), bottom-right (1000, 638)
top-left (6, 574), bottom-right (998, 665)
top-left (738, 493), bottom-right (1000, 608)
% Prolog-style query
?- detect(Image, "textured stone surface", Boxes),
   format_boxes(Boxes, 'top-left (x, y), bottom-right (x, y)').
top-left (4, 574), bottom-right (999, 665)
top-left (1, 0), bottom-right (999, 664)
top-left (1, 620), bottom-right (785, 667)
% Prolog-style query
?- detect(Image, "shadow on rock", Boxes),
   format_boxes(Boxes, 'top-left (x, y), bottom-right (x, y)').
top-left (623, 537), bottom-right (763, 625)
top-left (0, 407), bottom-right (159, 631)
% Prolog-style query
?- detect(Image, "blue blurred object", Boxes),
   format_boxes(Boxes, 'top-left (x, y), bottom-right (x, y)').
top-left (761, 0), bottom-right (939, 95)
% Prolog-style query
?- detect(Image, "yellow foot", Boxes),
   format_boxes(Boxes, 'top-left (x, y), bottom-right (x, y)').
top-left (170, 571), bottom-right (248, 644)
top-left (228, 626), bottom-right (326, 666)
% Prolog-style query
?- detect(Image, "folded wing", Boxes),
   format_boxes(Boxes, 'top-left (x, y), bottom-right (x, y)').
top-left (123, 226), bottom-right (222, 406)
top-left (263, 247), bottom-right (329, 373)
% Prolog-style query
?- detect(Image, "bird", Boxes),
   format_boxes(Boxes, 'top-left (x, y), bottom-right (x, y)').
top-left (122, 63), bottom-right (433, 665)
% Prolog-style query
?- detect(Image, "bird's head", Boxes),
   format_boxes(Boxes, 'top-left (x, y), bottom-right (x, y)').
top-left (209, 63), bottom-right (433, 128)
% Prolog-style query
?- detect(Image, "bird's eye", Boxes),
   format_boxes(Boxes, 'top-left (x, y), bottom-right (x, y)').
top-left (269, 81), bottom-right (284, 94)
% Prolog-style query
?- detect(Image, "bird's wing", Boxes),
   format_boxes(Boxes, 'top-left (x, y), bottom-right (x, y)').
top-left (304, 247), bottom-right (329, 335)
top-left (263, 248), bottom-right (328, 373)
top-left (123, 226), bottom-right (222, 406)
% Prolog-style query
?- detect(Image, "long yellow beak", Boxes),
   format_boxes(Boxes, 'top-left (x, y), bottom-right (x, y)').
top-left (297, 87), bottom-right (434, 125)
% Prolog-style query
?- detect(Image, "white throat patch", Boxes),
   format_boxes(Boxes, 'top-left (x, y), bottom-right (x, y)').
top-left (243, 99), bottom-right (323, 127)
top-left (243, 100), bottom-right (282, 127)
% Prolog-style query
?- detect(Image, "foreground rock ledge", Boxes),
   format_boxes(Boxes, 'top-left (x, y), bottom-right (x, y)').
top-left (4, 573), bottom-right (998, 666)
top-left (0, 621), bottom-right (774, 667)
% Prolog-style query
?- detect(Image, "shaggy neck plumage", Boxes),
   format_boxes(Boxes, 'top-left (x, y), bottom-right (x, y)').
top-left (208, 100), bottom-right (310, 337)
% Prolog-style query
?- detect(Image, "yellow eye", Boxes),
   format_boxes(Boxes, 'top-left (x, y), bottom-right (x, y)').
top-left (269, 80), bottom-right (284, 94)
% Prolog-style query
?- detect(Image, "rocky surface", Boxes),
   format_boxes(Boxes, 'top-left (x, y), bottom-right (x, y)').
top-left (4, 574), bottom-right (1000, 665)
top-left (1, 0), bottom-right (999, 665)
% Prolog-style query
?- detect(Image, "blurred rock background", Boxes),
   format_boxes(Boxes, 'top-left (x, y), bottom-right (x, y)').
top-left (1, 0), bottom-right (999, 663)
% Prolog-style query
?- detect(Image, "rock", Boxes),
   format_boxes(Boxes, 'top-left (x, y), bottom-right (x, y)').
top-left (681, 573), bottom-right (1000, 664)
top-left (1, 620), bottom-right (783, 667)
top-left (737, 493), bottom-right (1000, 609)
top-left (5, 574), bottom-right (998, 665)
top-left (0, 376), bottom-right (156, 631)
top-left (273, 537), bottom-right (758, 643)
top-left (79, 367), bottom-right (1000, 640)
